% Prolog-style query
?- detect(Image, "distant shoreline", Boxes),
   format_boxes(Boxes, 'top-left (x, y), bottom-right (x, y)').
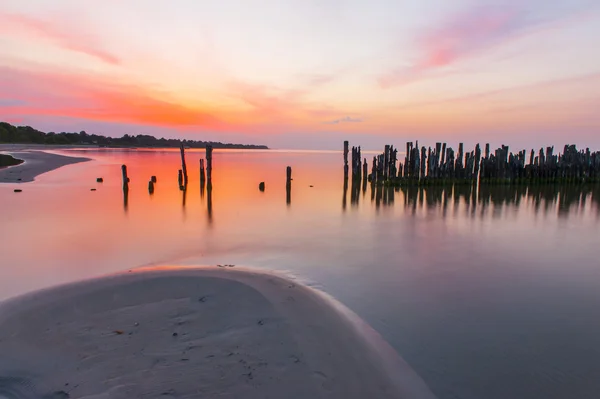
top-left (0, 149), bottom-right (90, 183)
top-left (1, 121), bottom-right (269, 150)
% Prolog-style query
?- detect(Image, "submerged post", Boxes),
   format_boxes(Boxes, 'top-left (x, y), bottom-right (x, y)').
top-left (180, 143), bottom-right (188, 186)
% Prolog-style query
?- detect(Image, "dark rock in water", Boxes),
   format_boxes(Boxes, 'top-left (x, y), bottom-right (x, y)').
top-left (309, 185), bottom-right (314, 187)
top-left (17, 178), bottom-right (22, 181)
top-left (172, 332), bottom-right (178, 337)
top-left (259, 182), bottom-right (265, 191)
top-left (13, 189), bottom-right (22, 193)
top-left (90, 188), bottom-right (96, 191)
top-left (96, 177), bottom-right (104, 183)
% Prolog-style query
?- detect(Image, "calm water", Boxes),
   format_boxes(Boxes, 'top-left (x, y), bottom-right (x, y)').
top-left (1, 149), bottom-right (600, 399)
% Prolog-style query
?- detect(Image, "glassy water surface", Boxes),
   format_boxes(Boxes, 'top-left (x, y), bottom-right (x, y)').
top-left (1, 148), bottom-right (600, 399)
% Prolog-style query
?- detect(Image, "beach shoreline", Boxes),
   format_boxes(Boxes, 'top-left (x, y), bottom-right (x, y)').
top-left (0, 149), bottom-right (90, 183)
top-left (0, 266), bottom-right (436, 399)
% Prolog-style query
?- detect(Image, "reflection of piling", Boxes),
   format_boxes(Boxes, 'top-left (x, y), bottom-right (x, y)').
top-left (207, 184), bottom-right (213, 222)
top-left (180, 143), bottom-right (188, 186)
top-left (200, 159), bottom-right (206, 188)
top-left (148, 180), bottom-right (154, 194)
top-left (286, 166), bottom-right (292, 205)
top-left (206, 145), bottom-right (213, 188)
top-left (178, 169), bottom-right (183, 189)
top-left (123, 187), bottom-right (128, 211)
top-left (343, 174), bottom-right (348, 210)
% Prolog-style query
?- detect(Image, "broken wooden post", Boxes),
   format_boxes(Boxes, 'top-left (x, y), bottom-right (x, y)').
top-left (180, 143), bottom-right (188, 186)
top-left (259, 182), bottom-right (265, 191)
top-left (96, 177), bottom-right (103, 183)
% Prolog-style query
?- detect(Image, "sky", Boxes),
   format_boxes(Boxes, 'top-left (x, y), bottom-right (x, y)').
top-left (1, 0), bottom-right (600, 150)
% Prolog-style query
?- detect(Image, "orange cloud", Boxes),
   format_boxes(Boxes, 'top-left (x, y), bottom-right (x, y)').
top-left (0, 12), bottom-right (119, 65)
top-left (0, 67), bottom-right (220, 128)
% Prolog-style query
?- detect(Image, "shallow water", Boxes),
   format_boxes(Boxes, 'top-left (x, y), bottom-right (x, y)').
top-left (1, 148), bottom-right (600, 399)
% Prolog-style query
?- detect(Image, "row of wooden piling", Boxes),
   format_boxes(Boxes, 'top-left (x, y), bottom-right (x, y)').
top-left (120, 145), bottom-right (292, 199)
top-left (348, 141), bottom-right (600, 186)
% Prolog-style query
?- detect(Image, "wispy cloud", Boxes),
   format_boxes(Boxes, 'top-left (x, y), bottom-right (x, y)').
top-left (379, 2), bottom-right (597, 88)
top-left (0, 12), bottom-right (120, 65)
top-left (323, 116), bottom-right (362, 124)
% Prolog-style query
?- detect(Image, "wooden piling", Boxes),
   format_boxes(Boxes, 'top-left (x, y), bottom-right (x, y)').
top-left (180, 143), bottom-right (188, 186)
top-left (121, 165), bottom-right (129, 191)
top-left (206, 145), bottom-right (213, 187)
top-left (148, 180), bottom-right (155, 194)
top-left (343, 141), bottom-right (349, 177)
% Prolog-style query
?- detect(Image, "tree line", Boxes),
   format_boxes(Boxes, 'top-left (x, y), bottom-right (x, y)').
top-left (0, 122), bottom-right (268, 149)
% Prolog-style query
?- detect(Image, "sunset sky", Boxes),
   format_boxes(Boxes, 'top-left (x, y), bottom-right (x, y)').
top-left (1, 0), bottom-right (600, 149)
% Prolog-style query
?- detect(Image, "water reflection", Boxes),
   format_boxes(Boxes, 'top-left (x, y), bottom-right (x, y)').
top-left (123, 186), bottom-right (129, 212)
top-left (380, 183), bottom-right (600, 219)
top-left (207, 184), bottom-right (213, 224)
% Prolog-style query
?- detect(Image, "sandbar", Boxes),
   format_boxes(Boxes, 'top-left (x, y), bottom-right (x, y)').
top-left (0, 267), bottom-right (436, 399)
top-left (0, 150), bottom-right (90, 183)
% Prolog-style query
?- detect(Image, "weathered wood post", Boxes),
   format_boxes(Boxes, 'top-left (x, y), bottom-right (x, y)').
top-left (420, 146), bottom-right (426, 180)
top-left (343, 141), bottom-right (349, 177)
top-left (206, 145), bottom-right (213, 188)
top-left (383, 144), bottom-right (390, 181)
top-left (180, 143), bottom-right (188, 186)
top-left (121, 165), bottom-right (129, 191)
top-left (286, 166), bottom-right (292, 205)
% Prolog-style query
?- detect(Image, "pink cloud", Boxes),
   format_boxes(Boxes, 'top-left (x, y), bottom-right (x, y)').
top-left (0, 12), bottom-right (120, 65)
top-left (378, 3), bottom-right (596, 88)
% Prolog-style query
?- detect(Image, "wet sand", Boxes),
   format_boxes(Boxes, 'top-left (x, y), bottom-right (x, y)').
top-left (0, 150), bottom-right (90, 183)
top-left (0, 267), bottom-right (436, 399)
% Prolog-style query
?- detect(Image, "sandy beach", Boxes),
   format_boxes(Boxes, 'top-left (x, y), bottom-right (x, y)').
top-left (0, 149), bottom-right (90, 183)
top-left (0, 267), bottom-right (436, 399)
